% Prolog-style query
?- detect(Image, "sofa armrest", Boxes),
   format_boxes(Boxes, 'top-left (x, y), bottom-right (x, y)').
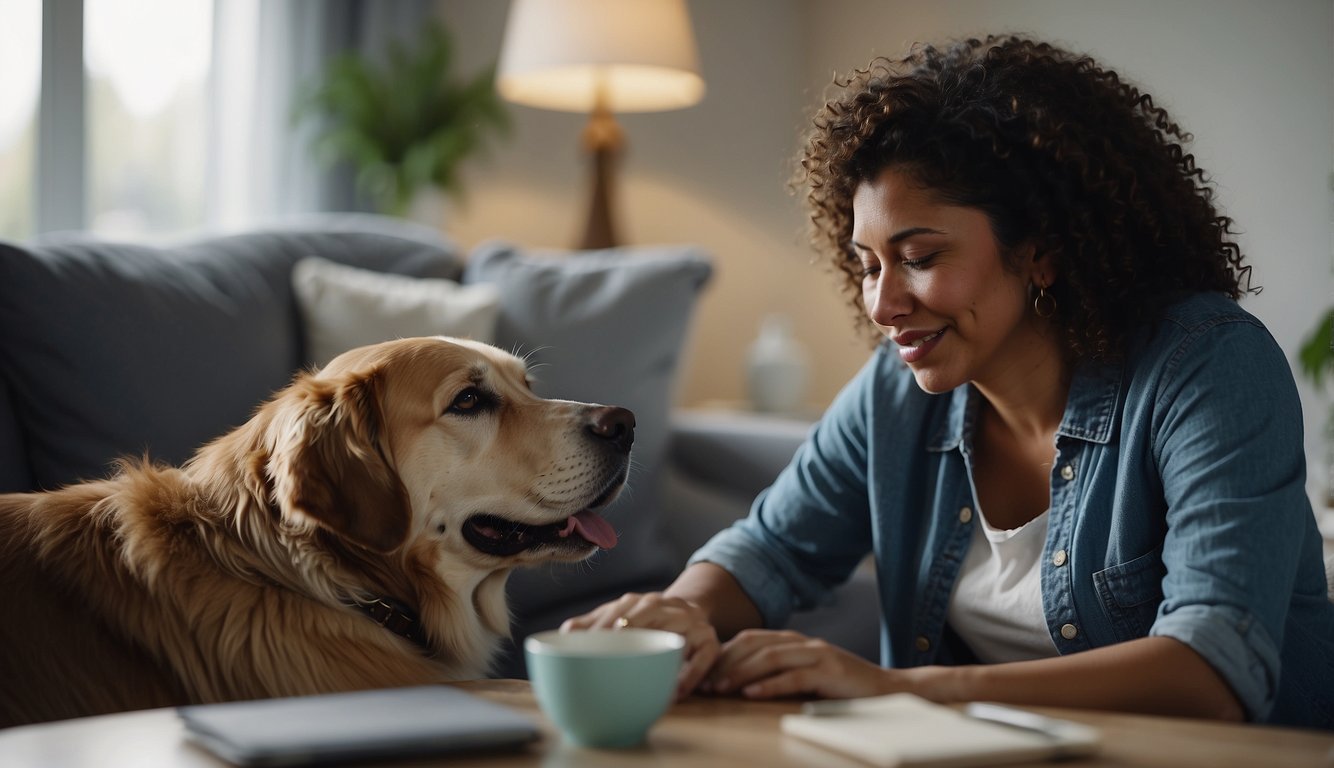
top-left (668, 409), bottom-right (813, 499)
top-left (661, 409), bottom-right (812, 563)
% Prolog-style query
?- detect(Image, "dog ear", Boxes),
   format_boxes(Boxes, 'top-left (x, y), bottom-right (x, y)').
top-left (270, 368), bottom-right (411, 553)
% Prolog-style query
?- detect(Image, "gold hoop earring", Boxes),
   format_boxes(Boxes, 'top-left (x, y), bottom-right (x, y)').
top-left (1033, 286), bottom-right (1057, 319)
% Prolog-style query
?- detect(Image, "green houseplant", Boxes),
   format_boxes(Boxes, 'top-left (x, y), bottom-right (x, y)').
top-left (1299, 307), bottom-right (1334, 390)
top-left (294, 22), bottom-right (510, 216)
top-left (1299, 306), bottom-right (1334, 507)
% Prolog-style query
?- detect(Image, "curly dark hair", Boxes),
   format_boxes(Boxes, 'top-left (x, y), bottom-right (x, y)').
top-left (799, 35), bottom-right (1254, 360)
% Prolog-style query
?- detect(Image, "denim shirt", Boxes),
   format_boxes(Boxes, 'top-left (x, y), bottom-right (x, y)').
top-left (691, 293), bottom-right (1334, 729)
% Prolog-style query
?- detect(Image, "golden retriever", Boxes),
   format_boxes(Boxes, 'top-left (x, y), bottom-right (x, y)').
top-left (0, 336), bottom-right (633, 727)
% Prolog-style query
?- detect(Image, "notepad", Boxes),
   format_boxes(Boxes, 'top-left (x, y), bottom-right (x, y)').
top-left (178, 685), bottom-right (540, 767)
top-left (780, 694), bottom-right (1101, 768)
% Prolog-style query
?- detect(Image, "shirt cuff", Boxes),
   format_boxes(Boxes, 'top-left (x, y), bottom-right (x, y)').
top-left (1150, 603), bottom-right (1280, 721)
top-left (688, 528), bottom-right (796, 629)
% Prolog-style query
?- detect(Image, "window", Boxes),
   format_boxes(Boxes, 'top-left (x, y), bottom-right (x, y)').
top-left (85, 0), bottom-right (213, 238)
top-left (6, 1), bottom-right (407, 242)
top-left (0, 0), bottom-right (41, 240)
top-left (2, 0), bottom-right (215, 241)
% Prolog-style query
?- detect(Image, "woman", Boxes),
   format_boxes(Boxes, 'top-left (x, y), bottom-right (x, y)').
top-left (565, 35), bottom-right (1334, 728)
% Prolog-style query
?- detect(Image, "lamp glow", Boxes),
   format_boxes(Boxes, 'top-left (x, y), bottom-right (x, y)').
top-left (497, 0), bottom-right (704, 248)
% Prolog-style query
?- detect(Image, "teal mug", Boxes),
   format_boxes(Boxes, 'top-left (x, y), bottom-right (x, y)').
top-left (524, 628), bottom-right (685, 748)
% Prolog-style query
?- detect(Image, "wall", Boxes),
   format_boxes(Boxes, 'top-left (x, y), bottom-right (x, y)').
top-left (438, 0), bottom-right (1334, 508)
top-left (435, 0), bottom-right (870, 414)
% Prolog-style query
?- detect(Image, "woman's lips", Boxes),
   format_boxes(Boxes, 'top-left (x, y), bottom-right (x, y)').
top-left (897, 328), bottom-right (946, 364)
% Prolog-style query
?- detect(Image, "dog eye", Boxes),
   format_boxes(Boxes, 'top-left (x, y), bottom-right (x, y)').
top-left (447, 387), bottom-right (488, 415)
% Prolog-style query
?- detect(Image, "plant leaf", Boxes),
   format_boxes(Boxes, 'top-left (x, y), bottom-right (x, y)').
top-left (291, 19), bottom-right (511, 213)
top-left (1299, 307), bottom-right (1334, 390)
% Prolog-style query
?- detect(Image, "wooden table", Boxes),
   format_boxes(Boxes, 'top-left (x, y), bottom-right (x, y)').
top-left (1, 680), bottom-right (1330, 767)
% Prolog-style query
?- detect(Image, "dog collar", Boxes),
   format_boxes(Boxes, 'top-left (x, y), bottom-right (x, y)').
top-left (349, 596), bottom-right (434, 657)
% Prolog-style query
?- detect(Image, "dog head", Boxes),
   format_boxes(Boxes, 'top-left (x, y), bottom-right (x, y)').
top-left (266, 337), bottom-right (633, 570)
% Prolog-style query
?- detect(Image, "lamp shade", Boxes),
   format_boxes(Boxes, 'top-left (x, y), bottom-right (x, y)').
top-left (497, 0), bottom-right (704, 113)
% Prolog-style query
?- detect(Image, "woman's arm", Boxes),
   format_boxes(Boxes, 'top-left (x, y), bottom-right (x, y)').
top-left (663, 562), bottom-right (763, 639)
top-left (1147, 312), bottom-right (1312, 719)
top-left (713, 631), bottom-right (1245, 722)
top-left (923, 636), bottom-right (1245, 720)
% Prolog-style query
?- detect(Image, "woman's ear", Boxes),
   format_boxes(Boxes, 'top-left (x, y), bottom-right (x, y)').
top-left (1025, 241), bottom-right (1057, 287)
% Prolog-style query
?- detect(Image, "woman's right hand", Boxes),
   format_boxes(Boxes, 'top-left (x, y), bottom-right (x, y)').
top-left (560, 592), bottom-right (721, 700)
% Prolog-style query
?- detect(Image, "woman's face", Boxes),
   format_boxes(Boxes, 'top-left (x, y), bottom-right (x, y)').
top-left (851, 167), bottom-right (1046, 394)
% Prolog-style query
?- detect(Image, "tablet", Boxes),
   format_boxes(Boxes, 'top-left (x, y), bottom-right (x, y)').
top-left (178, 685), bottom-right (540, 766)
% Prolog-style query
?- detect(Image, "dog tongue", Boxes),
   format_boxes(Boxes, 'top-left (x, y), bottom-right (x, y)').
top-left (563, 511), bottom-right (618, 549)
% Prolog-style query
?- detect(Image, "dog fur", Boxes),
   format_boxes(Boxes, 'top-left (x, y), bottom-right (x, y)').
top-left (0, 336), bottom-right (633, 727)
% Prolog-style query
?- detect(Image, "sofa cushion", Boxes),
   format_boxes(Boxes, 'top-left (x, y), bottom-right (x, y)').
top-left (292, 256), bottom-right (501, 367)
top-left (463, 240), bottom-right (713, 676)
top-left (0, 222), bottom-right (463, 491)
top-left (0, 376), bottom-right (33, 493)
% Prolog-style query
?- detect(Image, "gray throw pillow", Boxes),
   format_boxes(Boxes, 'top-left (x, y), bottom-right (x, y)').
top-left (0, 225), bottom-right (463, 492)
top-left (463, 240), bottom-right (713, 675)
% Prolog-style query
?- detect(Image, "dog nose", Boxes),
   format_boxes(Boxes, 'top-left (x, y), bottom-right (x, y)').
top-left (586, 406), bottom-right (635, 453)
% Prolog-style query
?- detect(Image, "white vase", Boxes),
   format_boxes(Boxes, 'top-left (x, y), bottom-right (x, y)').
top-left (746, 313), bottom-right (810, 415)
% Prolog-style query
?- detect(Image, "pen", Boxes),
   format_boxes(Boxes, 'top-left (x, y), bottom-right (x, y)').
top-left (964, 702), bottom-right (1099, 756)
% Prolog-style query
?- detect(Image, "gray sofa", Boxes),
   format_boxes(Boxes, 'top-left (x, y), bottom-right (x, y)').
top-left (0, 214), bottom-right (878, 679)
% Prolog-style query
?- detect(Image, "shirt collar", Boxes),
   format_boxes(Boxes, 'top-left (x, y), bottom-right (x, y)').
top-left (927, 358), bottom-right (1124, 452)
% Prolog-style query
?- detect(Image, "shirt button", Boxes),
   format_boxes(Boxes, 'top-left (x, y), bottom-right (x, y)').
top-left (1060, 464), bottom-right (1075, 481)
top-left (915, 635), bottom-right (931, 652)
top-left (1060, 623), bottom-right (1079, 640)
top-left (1052, 549), bottom-right (1067, 567)
top-left (959, 507), bottom-right (973, 524)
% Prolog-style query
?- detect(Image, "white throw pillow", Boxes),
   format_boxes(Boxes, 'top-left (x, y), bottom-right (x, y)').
top-left (292, 256), bottom-right (501, 367)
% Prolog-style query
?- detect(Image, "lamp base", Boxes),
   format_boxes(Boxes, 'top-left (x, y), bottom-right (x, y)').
top-left (579, 106), bottom-right (624, 250)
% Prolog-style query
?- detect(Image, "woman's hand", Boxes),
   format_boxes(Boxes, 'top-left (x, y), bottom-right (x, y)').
top-left (708, 629), bottom-right (908, 700)
top-left (560, 592), bottom-right (721, 700)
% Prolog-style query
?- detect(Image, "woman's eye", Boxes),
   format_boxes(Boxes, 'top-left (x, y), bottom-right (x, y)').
top-left (902, 252), bottom-right (939, 269)
top-left (447, 387), bottom-right (487, 414)
top-left (859, 261), bottom-right (881, 278)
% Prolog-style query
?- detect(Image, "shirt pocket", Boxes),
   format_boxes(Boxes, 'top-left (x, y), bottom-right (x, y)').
top-left (1091, 546), bottom-right (1166, 642)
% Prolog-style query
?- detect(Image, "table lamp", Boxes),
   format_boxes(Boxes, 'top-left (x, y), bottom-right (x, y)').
top-left (496, 0), bottom-right (705, 249)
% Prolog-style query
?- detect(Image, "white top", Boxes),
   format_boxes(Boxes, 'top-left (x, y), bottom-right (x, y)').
top-left (946, 508), bottom-right (1059, 664)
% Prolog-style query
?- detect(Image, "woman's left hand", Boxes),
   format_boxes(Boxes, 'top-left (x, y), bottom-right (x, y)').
top-left (706, 628), bottom-right (909, 700)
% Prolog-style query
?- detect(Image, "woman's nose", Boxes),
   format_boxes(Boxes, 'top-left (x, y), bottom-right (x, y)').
top-left (865, 270), bottom-right (909, 327)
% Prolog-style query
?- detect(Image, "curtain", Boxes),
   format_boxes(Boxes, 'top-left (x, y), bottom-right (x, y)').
top-left (207, 0), bottom-right (434, 230)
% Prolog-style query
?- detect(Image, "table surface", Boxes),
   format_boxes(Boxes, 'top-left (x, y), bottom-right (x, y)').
top-left (1, 680), bottom-right (1331, 767)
